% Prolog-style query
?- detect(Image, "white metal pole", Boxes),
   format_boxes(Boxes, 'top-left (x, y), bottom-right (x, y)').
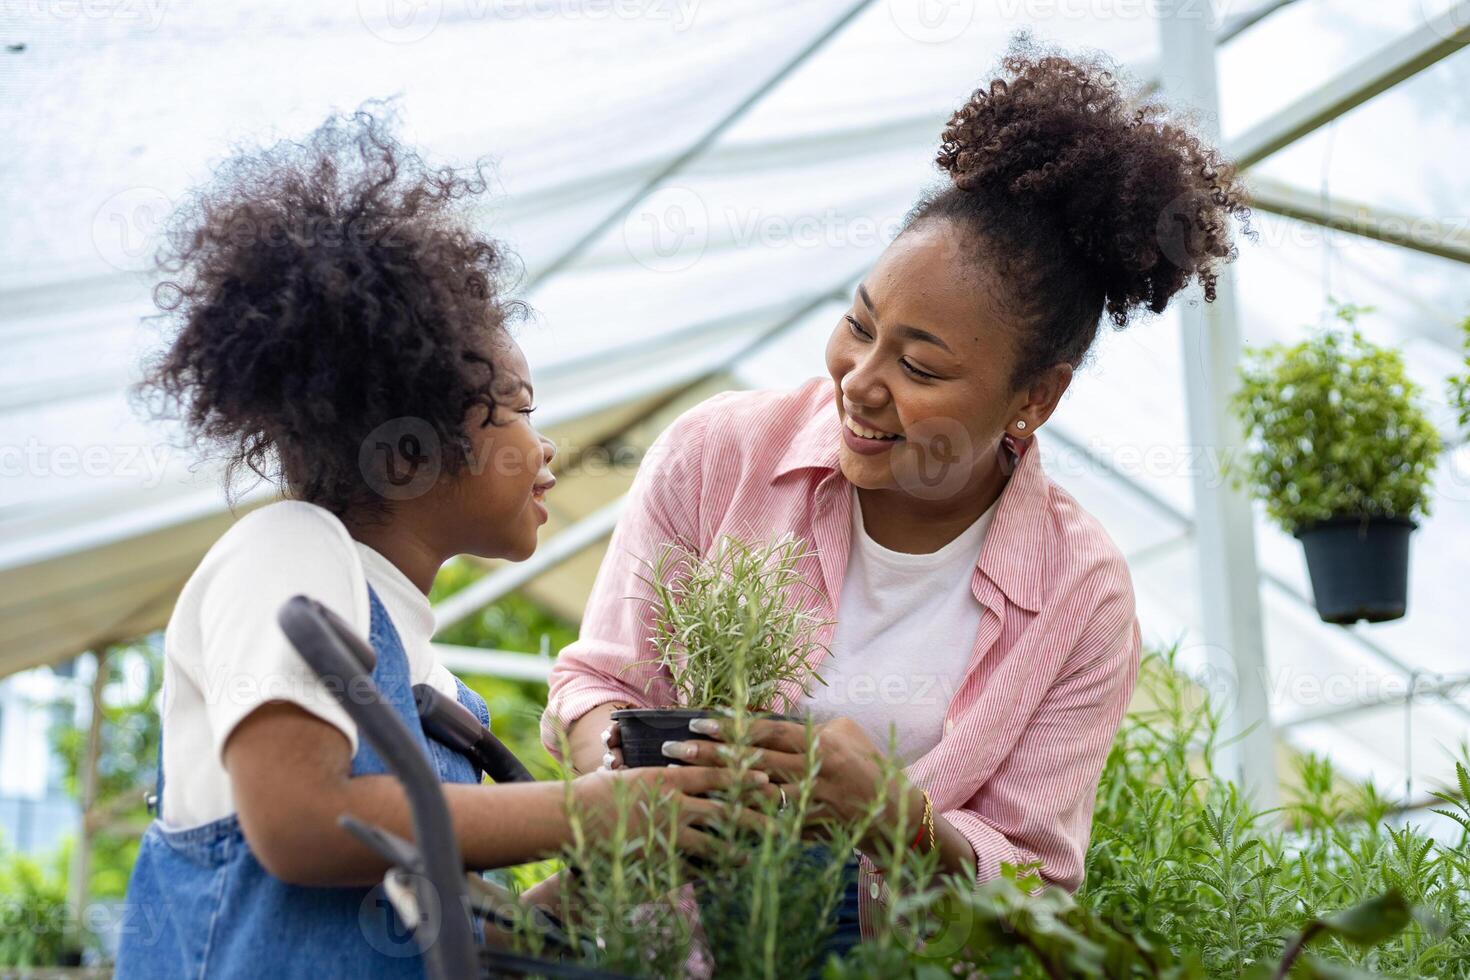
top-left (1156, 0), bottom-right (1280, 810)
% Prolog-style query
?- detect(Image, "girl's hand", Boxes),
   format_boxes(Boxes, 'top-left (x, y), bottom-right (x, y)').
top-left (599, 721), bottom-right (623, 770)
top-left (659, 716), bottom-right (921, 848)
top-left (570, 764), bottom-right (771, 859)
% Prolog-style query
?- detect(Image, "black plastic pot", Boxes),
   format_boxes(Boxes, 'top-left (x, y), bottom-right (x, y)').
top-left (1293, 516), bottom-right (1417, 625)
top-left (611, 708), bottom-right (797, 769)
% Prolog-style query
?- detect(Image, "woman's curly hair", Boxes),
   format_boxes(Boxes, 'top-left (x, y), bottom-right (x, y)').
top-left (909, 37), bottom-right (1251, 389)
top-left (139, 104), bottom-right (524, 518)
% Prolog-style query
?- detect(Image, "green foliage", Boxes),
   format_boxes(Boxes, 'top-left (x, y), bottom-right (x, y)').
top-left (52, 643), bottom-right (163, 901)
top-left (514, 644), bottom-right (1469, 978)
top-left (430, 559), bottom-right (579, 654)
top-left (0, 843), bottom-right (71, 968)
top-left (527, 718), bottom-right (898, 979)
top-left (1448, 314), bottom-right (1470, 433)
top-left (431, 558), bottom-right (572, 782)
top-left (1232, 303), bottom-right (1441, 531)
top-left (636, 535), bottom-right (830, 713)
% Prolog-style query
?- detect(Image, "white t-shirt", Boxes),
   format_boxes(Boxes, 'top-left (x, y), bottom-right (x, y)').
top-left (801, 489), bottom-right (996, 766)
top-left (159, 500), bottom-right (462, 829)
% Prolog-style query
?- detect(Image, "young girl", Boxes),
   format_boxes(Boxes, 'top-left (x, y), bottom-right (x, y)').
top-left (115, 109), bottom-right (757, 979)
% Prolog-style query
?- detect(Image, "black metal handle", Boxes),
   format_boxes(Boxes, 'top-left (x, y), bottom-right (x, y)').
top-left (412, 683), bottom-right (537, 784)
top-left (277, 595), bottom-right (476, 980)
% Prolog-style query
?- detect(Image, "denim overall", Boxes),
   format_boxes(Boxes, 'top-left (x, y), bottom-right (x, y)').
top-left (115, 588), bottom-right (491, 980)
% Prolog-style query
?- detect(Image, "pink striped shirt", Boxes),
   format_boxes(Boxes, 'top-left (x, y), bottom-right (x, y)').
top-left (542, 378), bottom-right (1141, 924)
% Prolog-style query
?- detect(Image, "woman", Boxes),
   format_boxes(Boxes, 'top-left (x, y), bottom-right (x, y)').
top-left (543, 42), bottom-right (1246, 944)
top-left (115, 109), bottom-right (762, 979)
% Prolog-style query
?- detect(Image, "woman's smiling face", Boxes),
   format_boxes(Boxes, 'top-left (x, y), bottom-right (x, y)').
top-left (825, 221), bottom-right (1066, 503)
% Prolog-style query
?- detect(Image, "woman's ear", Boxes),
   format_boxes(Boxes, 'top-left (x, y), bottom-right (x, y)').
top-left (1009, 362), bottom-right (1073, 438)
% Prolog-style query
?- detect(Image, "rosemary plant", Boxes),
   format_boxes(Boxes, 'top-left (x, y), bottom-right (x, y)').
top-left (636, 535), bottom-right (830, 713)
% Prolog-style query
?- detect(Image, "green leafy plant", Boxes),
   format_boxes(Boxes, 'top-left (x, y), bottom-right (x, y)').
top-left (1232, 303), bottom-right (1441, 531)
top-left (1448, 313), bottom-right (1470, 433)
top-left (824, 647), bottom-right (1467, 979)
top-left (636, 535), bottom-right (830, 713)
top-left (0, 843), bottom-right (72, 968)
top-left (531, 719), bottom-right (889, 979)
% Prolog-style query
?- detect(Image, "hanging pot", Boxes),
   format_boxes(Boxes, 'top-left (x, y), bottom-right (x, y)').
top-left (612, 707), bottom-right (797, 769)
top-left (1292, 516), bottom-right (1417, 625)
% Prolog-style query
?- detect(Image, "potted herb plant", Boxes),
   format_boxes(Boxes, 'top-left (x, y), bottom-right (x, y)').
top-left (1232, 304), bottom-right (1441, 624)
top-left (612, 535), bottom-right (830, 768)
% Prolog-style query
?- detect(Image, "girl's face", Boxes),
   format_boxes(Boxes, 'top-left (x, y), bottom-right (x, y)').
top-left (824, 221), bottom-right (1068, 504)
top-left (456, 337), bottom-right (557, 561)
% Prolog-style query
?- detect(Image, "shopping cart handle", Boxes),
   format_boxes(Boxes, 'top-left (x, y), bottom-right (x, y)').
top-left (412, 683), bottom-right (537, 784)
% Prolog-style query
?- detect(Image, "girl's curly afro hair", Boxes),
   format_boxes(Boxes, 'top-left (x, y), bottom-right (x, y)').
top-left (140, 105), bottom-right (524, 518)
top-left (908, 37), bottom-right (1251, 389)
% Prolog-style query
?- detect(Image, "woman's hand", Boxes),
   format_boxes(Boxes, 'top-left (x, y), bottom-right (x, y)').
top-left (659, 716), bottom-right (923, 850)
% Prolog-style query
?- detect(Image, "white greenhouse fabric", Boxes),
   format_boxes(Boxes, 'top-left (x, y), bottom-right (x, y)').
top-left (2, 0), bottom-right (1467, 800)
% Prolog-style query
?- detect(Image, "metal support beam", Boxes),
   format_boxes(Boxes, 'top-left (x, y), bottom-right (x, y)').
top-left (1158, 0), bottom-right (1280, 810)
top-left (1247, 174), bottom-right (1470, 266)
top-left (432, 644), bottom-right (554, 683)
top-left (1217, 0), bottom-right (1300, 45)
top-left (1228, 3), bottom-right (1470, 169)
top-left (1278, 671), bottom-right (1470, 731)
top-left (524, 0), bottom-right (881, 293)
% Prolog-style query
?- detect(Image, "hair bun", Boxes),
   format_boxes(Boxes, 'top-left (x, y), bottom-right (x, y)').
top-left (937, 37), bottom-right (1250, 325)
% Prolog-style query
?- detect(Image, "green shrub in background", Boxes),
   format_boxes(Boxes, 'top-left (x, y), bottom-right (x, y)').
top-left (0, 842), bottom-right (72, 968)
top-left (430, 558), bottom-right (572, 781)
top-left (1232, 303), bottom-right (1442, 531)
top-left (1448, 314), bottom-right (1470, 433)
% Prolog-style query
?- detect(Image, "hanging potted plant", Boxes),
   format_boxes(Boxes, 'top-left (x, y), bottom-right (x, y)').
top-left (1232, 304), bottom-right (1441, 625)
top-left (612, 535), bottom-right (830, 768)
